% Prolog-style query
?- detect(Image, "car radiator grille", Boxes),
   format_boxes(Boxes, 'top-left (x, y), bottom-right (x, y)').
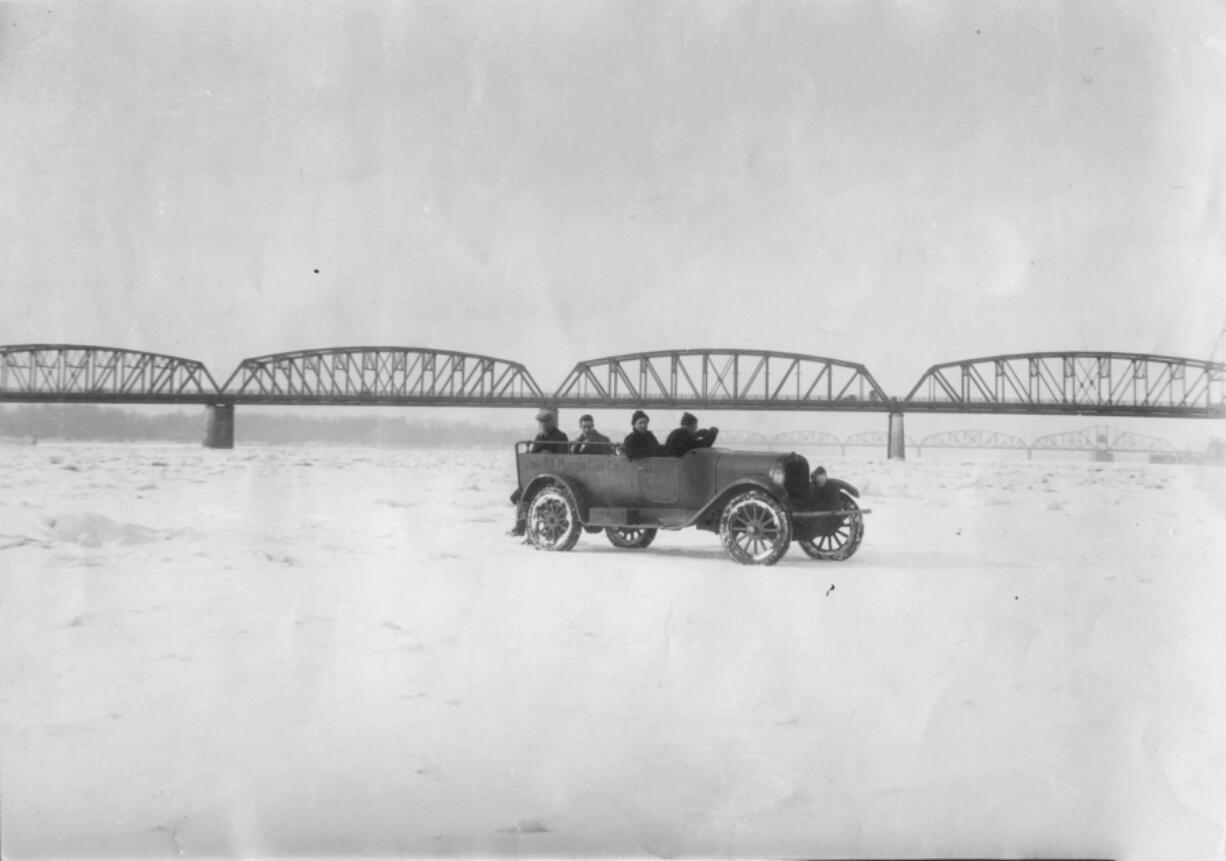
top-left (784, 460), bottom-right (810, 501)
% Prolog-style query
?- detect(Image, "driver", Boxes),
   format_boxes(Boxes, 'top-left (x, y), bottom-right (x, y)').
top-left (662, 412), bottom-right (719, 456)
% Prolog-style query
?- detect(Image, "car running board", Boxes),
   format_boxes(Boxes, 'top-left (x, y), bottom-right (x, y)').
top-left (587, 507), bottom-right (693, 528)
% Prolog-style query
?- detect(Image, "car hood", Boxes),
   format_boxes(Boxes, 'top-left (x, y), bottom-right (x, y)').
top-left (700, 447), bottom-right (808, 481)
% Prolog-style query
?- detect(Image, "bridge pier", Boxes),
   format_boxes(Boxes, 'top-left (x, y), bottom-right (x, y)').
top-left (203, 403), bottom-right (235, 449)
top-left (887, 408), bottom-right (906, 460)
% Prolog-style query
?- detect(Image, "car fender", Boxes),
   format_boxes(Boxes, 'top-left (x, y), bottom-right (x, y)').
top-left (827, 477), bottom-right (860, 498)
top-left (523, 473), bottom-right (591, 521)
top-left (692, 478), bottom-right (789, 526)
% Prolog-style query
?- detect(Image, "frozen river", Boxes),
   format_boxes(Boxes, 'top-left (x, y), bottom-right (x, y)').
top-left (2, 443), bottom-right (1224, 858)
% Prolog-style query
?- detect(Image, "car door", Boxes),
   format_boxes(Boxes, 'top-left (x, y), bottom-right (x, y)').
top-left (637, 457), bottom-right (680, 505)
top-left (676, 448), bottom-right (719, 507)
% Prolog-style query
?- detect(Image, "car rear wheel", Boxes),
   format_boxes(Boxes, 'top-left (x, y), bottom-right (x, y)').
top-left (527, 485), bottom-right (581, 552)
top-left (605, 527), bottom-right (657, 549)
top-left (798, 494), bottom-right (864, 561)
top-left (719, 490), bottom-right (791, 566)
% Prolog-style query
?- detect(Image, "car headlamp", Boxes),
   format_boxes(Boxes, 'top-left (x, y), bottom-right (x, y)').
top-left (769, 464), bottom-right (786, 487)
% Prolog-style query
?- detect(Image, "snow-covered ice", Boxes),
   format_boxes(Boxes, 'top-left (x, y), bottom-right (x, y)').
top-left (2, 443), bottom-right (1224, 859)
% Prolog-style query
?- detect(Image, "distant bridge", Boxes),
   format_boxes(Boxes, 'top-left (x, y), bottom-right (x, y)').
top-left (771, 430), bottom-right (844, 449)
top-left (913, 426), bottom-right (1177, 459)
top-left (844, 430), bottom-right (918, 452)
top-left (646, 427), bottom-right (1179, 458)
top-left (2, 344), bottom-right (1223, 452)
top-left (771, 426), bottom-right (1181, 459)
top-left (702, 430), bottom-right (928, 458)
top-left (764, 429), bottom-right (924, 455)
top-left (1030, 425), bottom-right (1175, 456)
top-left (917, 429), bottom-right (1031, 455)
top-left (713, 429), bottom-right (775, 448)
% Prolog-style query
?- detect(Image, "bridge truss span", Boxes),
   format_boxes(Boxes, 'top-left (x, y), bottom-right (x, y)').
top-left (1031, 425), bottom-right (1175, 455)
top-left (917, 429), bottom-right (1031, 454)
top-left (220, 347), bottom-right (545, 405)
top-left (553, 349), bottom-right (890, 410)
top-left (772, 430), bottom-right (844, 448)
top-left (904, 352), bottom-right (1226, 417)
top-left (711, 429), bottom-right (773, 447)
top-left (0, 344), bottom-right (220, 403)
top-left (844, 430), bottom-right (917, 450)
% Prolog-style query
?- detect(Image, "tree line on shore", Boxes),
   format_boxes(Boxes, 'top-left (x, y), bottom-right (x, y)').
top-left (0, 405), bottom-right (526, 448)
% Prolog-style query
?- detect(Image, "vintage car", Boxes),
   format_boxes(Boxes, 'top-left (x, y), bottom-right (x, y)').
top-left (513, 442), bottom-right (867, 565)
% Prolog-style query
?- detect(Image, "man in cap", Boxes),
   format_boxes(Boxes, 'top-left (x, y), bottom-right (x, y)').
top-left (809, 465), bottom-right (859, 510)
top-left (528, 406), bottom-right (569, 453)
top-left (571, 414), bottom-right (612, 454)
top-left (621, 409), bottom-right (663, 459)
top-left (508, 407), bottom-right (570, 537)
top-left (662, 411), bottom-right (719, 457)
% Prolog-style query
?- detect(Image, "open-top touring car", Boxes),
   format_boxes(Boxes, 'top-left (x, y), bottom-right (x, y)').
top-left (512, 442), bottom-right (868, 565)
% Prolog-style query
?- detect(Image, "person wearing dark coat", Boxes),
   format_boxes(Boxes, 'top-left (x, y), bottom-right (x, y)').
top-left (662, 412), bottom-right (720, 456)
top-left (807, 465), bottom-right (861, 539)
top-left (571, 414), bottom-right (612, 454)
top-left (621, 410), bottom-right (663, 459)
top-left (528, 407), bottom-right (569, 453)
top-left (808, 465), bottom-right (859, 510)
top-left (509, 407), bottom-right (570, 537)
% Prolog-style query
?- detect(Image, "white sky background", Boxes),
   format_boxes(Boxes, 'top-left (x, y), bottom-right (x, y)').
top-left (3, 0), bottom-right (1226, 399)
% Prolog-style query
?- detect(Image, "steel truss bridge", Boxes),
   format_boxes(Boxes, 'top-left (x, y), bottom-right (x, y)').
top-left (2, 344), bottom-right (1223, 451)
top-left (551, 349), bottom-right (889, 410)
top-left (1029, 425), bottom-right (1175, 455)
top-left (0, 345), bottom-right (221, 403)
top-left (220, 347), bottom-right (544, 405)
top-left (904, 352), bottom-right (1225, 418)
top-left (709, 429), bottom-right (924, 454)
top-left (916, 429), bottom-right (1030, 455)
top-left (763, 430), bottom-right (922, 454)
top-left (912, 427), bottom-right (1176, 457)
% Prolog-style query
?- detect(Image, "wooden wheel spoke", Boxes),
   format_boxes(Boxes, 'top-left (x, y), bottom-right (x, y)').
top-left (720, 492), bottom-right (791, 566)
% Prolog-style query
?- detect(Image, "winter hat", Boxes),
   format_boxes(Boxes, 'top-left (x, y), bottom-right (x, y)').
top-left (680, 412), bottom-right (698, 426)
top-left (631, 410), bottom-right (649, 425)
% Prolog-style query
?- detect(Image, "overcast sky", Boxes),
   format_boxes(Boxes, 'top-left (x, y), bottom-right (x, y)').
top-left (3, 0), bottom-right (1225, 397)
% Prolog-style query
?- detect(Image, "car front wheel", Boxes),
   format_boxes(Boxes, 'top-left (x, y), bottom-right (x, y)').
top-left (798, 494), bottom-right (864, 561)
top-left (719, 490), bottom-right (792, 566)
top-left (527, 485), bottom-right (581, 552)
